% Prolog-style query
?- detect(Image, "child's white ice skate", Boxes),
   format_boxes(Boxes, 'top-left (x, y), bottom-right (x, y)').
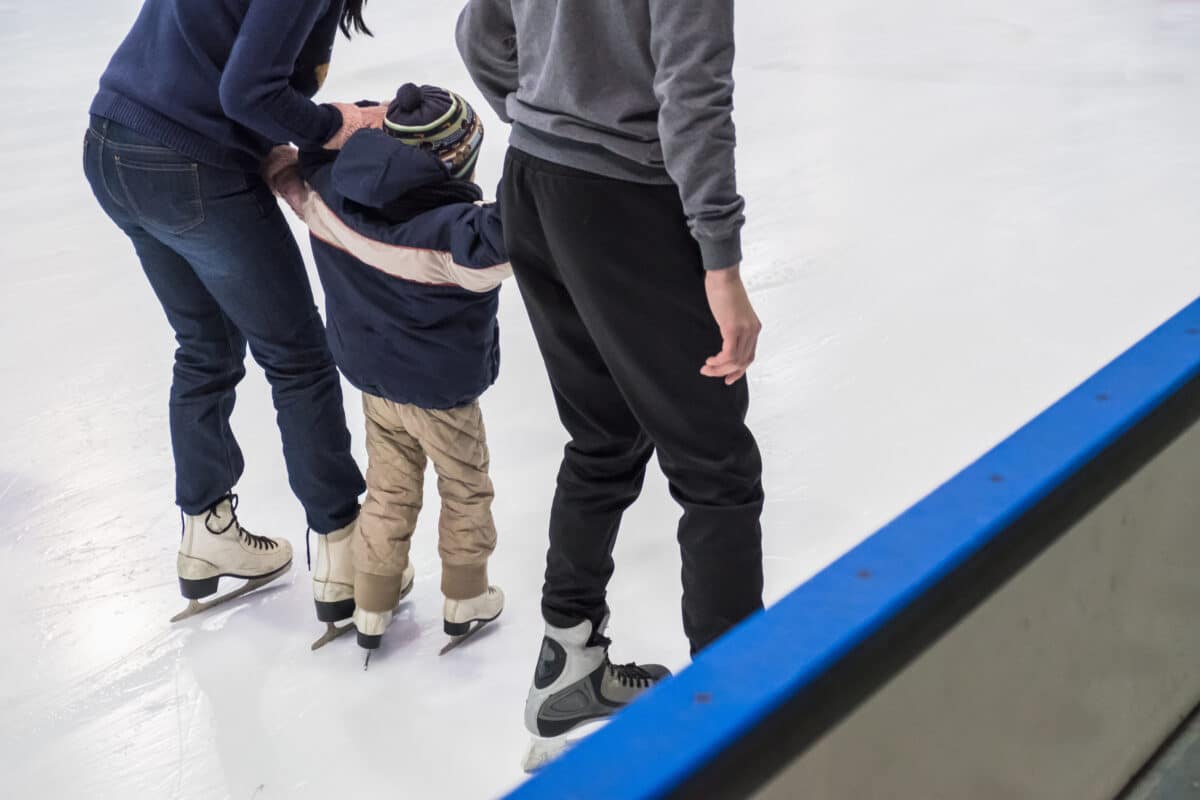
top-left (310, 520), bottom-right (357, 650)
top-left (171, 495), bottom-right (292, 622)
top-left (353, 563), bottom-right (415, 668)
top-left (521, 618), bottom-right (671, 772)
top-left (439, 586), bottom-right (505, 655)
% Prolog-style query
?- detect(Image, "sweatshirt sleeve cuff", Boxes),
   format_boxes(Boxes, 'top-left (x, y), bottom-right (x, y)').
top-left (312, 103), bottom-right (343, 147)
top-left (699, 234), bottom-right (743, 271)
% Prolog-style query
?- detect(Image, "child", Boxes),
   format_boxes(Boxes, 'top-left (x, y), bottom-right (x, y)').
top-left (292, 84), bottom-right (510, 656)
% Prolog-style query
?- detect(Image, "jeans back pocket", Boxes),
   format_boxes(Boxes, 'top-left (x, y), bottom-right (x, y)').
top-left (113, 154), bottom-right (205, 235)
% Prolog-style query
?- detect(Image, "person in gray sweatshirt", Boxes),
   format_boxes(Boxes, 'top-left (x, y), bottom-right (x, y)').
top-left (457, 0), bottom-right (765, 769)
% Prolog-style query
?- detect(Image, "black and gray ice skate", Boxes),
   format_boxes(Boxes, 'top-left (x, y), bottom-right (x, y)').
top-left (521, 618), bottom-right (671, 771)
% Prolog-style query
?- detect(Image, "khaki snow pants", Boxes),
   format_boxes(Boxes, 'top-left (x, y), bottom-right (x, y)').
top-left (354, 393), bottom-right (497, 612)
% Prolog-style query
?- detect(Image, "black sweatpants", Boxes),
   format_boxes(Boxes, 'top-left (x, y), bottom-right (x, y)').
top-left (499, 148), bottom-right (764, 654)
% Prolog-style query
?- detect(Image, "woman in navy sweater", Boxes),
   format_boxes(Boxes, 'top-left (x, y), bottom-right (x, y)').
top-left (83, 0), bottom-right (376, 631)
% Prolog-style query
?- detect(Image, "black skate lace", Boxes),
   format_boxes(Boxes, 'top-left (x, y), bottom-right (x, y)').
top-left (609, 662), bottom-right (655, 689)
top-left (239, 526), bottom-right (277, 550)
top-left (206, 494), bottom-right (277, 551)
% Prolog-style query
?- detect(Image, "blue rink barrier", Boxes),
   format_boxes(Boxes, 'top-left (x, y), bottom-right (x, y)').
top-left (506, 296), bottom-right (1200, 800)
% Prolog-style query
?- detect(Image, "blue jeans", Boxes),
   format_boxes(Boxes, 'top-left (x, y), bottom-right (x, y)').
top-left (83, 116), bottom-right (364, 533)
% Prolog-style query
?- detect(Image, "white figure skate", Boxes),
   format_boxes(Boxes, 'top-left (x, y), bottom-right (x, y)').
top-left (310, 520), bottom-right (357, 650)
top-left (353, 562), bottom-right (416, 668)
top-left (171, 495), bottom-right (292, 623)
top-left (439, 585), bottom-right (505, 655)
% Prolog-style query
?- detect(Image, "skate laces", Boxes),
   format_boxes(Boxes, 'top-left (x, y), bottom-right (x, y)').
top-left (205, 494), bottom-right (277, 551)
top-left (239, 526), bottom-right (278, 550)
top-left (608, 661), bottom-right (655, 689)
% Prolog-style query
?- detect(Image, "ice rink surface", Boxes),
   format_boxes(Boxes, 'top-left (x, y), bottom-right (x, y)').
top-left (1, 1), bottom-right (1198, 797)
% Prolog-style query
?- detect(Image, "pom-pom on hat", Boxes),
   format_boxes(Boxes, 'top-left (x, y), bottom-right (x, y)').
top-left (385, 83), bottom-right (484, 180)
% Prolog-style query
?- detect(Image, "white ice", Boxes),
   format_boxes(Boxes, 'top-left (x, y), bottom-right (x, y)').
top-left (2, 1), bottom-right (1198, 797)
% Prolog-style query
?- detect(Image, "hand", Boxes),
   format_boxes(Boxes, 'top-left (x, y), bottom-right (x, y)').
top-left (324, 102), bottom-right (388, 150)
top-left (262, 146), bottom-right (308, 218)
top-left (262, 145), bottom-right (298, 185)
top-left (701, 265), bottom-right (762, 385)
top-left (273, 165), bottom-right (310, 218)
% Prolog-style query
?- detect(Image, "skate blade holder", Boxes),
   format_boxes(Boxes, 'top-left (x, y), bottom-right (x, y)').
top-left (522, 720), bottom-right (607, 773)
top-left (170, 563), bottom-right (292, 623)
top-left (311, 621), bottom-right (355, 651)
top-left (439, 610), bottom-right (503, 656)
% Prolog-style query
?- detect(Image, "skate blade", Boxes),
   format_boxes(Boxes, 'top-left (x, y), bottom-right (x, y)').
top-left (522, 737), bottom-right (569, 772)
top-left (169, 562), bottom-right (292, 623)
top-left (520, 720), bottom-right (607, 773)
top-left (311, 621), bottom-right (355, 651)
top-left (521, 734), bottom-right (579, 773)
top-left (438, 615), bottom-right (501, 657)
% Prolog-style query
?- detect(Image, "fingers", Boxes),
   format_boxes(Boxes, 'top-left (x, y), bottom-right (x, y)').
top-left (269, 144), bottom-right (299, 164)
top-left (267, 165), bottom-right (299, 195)
top-left (284, 182), bottom-right (310, 218)
top-left (362, 104), bottom-right (388, 126)
top-left (262, 146), bottom-right (300, 184)
top-left (701, 335), bottom-right (741, 377)
top-left (701, 355), bottom-right (743, 377)
top-left (701, 349), bottom-right (745, 383)
top-left (286, 194), bottom-right (307, 220)
top-left (325, 103), bottom-right (367, 149)
top-left (265, 163), bottom-right (309, 218)
top-left (735, 321), bottom-right (759, 370)
top-left (700, 318), bottom-right (762, 385)
top-left (702, 336), bottom-right (737, 370)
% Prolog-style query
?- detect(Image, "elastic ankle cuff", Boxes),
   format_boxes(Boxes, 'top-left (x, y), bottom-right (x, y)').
top-left (442, 563), bottom-right (488, 600)
top-left (356, 571), bottom-right (405, 612)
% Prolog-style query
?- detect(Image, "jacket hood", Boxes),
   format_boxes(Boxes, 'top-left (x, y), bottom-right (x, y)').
top-left (330, 128), bottom-right (452, 209)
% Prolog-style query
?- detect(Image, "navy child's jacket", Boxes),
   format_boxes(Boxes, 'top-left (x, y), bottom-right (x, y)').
top-left (299, 129), bottom-right (510, 410)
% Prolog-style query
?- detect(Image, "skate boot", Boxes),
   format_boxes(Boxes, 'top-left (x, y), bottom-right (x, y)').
top-left (172, 495), bottom-right (293, 622)
top-left (310, 520), bottom-right (357, 650)
top-left (440, 586), bottom-right (505, 655)
top-left (521, 618), bottom-right (671, 772)
top-left (353, 562), bottom-right (416, 657)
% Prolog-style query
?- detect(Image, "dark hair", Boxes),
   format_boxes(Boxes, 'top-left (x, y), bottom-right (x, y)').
top-left (340, 0), bottom-right (372, 38)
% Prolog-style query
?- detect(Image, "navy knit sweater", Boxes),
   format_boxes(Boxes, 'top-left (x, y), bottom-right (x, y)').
top-left (91, 0), bottom-right (345, 172)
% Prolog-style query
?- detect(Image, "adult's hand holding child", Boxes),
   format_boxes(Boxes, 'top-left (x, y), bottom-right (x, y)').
top-left (324, 102), bottom-right (387, 150)
top-left (262, 145), bottom-right (308, 218)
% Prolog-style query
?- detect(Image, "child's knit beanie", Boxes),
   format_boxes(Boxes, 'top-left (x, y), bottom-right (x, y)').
top-left (385, 83), bottom-right (484, 179)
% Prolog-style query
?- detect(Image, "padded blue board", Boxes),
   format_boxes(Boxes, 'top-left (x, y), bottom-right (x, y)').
top-left (508, 297), bottom-right (1200, 800)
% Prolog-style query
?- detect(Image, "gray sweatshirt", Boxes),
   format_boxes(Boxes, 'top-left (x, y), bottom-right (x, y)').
top-left (455, 0), bottom-right (745, 270)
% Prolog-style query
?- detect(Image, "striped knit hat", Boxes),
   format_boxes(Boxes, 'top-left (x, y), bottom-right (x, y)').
top-left (384, 83), bottom-right (484, 180)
